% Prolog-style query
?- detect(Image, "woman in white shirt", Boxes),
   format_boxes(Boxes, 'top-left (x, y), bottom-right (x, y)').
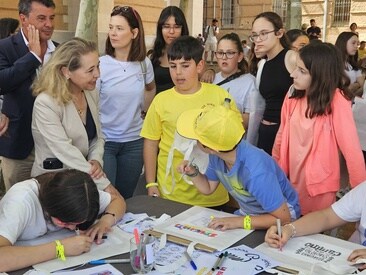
top-left (97, 6), bottom-right (156, 198)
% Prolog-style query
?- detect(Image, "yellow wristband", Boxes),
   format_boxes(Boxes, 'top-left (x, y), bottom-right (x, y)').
top-left (145, 182), bottom-right (158, 189)
top-left (243, 215), bottom-right (251, 230)
top-left (55, 240), bottom-right (66, 261)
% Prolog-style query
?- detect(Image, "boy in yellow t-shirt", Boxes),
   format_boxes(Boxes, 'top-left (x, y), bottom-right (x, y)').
top-left (140, 35), bottom-right (236, 207)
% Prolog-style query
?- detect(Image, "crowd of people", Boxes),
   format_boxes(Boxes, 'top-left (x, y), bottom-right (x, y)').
top-left (0, 0), bottom-right (366, 272)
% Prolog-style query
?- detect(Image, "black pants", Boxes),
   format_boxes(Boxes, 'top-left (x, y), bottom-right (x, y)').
top-left (257, 123), bottom-right (280, 156)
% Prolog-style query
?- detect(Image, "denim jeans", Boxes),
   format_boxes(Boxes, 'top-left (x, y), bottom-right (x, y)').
top-left (103, 138), bottom-right (143, 199)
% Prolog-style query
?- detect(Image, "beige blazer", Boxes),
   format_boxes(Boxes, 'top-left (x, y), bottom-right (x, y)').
top-left (31, 90), bottom-right (110, 190)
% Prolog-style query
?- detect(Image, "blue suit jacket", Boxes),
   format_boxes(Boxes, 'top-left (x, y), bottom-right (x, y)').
top-left (0, 32), bottom-right (56, 159)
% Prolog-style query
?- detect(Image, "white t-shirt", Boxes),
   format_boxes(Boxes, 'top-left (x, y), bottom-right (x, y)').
top-left (205, 25), bottom-right (219, 43)
top-left (213, 73), bottom-right (263, 145)
top-left (0, 179), bottom-right (111, 244)
top-left (97, 56), bottom-right (154, 142)
top-left (332, 181), bottom-right (366, 245)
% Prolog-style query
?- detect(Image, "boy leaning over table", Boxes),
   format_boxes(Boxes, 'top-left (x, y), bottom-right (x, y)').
top-left (176, 100), bottom-right (300, 231)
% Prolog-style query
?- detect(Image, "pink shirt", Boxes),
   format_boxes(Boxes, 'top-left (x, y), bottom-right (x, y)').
top-left (273, 87), bottom-right (366, 213)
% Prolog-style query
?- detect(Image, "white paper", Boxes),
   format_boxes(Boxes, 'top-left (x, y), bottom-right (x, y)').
top-left (153, 206), bottom-right (253, 251)
top-left (256, 234), bottom-right (364, 275)
top-left (26, 227), bottom-right (131, 273)
top-left (52, 264), bottom-right (124, 275)
top-left (118, 213), bottom-right (171, 234)
top-left (151, 243), bottom-right (278, 275)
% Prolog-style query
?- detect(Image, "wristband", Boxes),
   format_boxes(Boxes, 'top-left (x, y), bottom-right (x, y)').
top-left (243, 215), bottom-right (251, 230)
top-left (145, 182), bottom-right (158, 189)
top-left (102, 211), bottom-right (116, 225)
top-left (284, 223), bottom-right (296, 238)
top-left (55, 240), bottom-right (66, 261)
top-left (186, 164), bottom-right (199, 177)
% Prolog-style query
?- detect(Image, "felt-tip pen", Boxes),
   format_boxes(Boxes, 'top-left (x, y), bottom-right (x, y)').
top-left (89, 259), bottom-right (130, 265)
top-left (185, 251), bottom-right (197, 270)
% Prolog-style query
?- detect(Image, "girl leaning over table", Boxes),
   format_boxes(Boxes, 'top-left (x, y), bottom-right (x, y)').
top-left (0, 170), bottom-right (126, 273)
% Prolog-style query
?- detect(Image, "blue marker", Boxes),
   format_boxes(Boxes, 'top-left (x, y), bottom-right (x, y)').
top-left (89, 259), bottom-right (130, 265)
top-left (185, 251), bottom-right (197, 270)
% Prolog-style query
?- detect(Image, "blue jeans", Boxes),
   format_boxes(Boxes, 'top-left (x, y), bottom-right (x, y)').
top-left (103, 138), bottom-right (143, 199)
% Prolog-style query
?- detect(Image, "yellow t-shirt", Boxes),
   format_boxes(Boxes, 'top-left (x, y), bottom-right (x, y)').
top-left (141, 82), bottom-right (236, 207)
top-left (358, 48), bottom-right (366, 60)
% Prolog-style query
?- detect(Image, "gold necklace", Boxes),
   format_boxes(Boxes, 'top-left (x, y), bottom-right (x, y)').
top-left (72, 93), bottom-right (86, 117)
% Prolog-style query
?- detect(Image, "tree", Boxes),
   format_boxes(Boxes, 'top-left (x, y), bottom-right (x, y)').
top-left (75, 0), bottom-right (98, 43)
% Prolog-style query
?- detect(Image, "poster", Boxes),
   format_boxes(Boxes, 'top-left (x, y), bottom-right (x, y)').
top-left (16, 227), bottom-right (132, 273)
top-left (153, 206), bottom-right (253, 251)
top-left (256, 233), bottom-right (364, 275)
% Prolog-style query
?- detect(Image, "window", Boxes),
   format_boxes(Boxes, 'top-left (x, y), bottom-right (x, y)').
top-left (222, 0), bottom-right (234, 27)
top-left (272, 0), bottom-right (288, 27)
top-left (333, 0), bottom-right (351, 25)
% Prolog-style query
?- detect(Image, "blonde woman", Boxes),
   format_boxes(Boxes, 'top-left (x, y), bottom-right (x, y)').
top-left (31, 37), bottom-right (120, 196)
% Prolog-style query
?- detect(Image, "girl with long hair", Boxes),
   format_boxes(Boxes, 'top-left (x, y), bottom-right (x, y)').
top-left (273, 42), bottom-right (366, 215)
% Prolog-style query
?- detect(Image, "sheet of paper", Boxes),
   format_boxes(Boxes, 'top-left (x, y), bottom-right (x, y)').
top-left (118, 213), bottom-right (171, 234)
top-left (256, 234), bottom-right (364, 275)
top-left (52, 264), bottom-right (124, 275)
top-left (150, 243), bottom-right (278, 275)
top-left (20, 226), bottom-right (132, 273)
top-left (153, 206), bottom-right (253, 251)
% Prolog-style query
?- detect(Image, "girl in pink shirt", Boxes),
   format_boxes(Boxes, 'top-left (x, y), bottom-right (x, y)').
top-left (273, 42), bottom-right (366, 215)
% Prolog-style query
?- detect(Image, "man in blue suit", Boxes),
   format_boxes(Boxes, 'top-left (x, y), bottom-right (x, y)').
top-left (0, 0), bottom-right (57, 190)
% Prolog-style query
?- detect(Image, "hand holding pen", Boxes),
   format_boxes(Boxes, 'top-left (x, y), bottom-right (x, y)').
top-left (276, 219), bottom-right (282, 251)
top-left (177, 157), bottom-right (196, 180)
top-left (264, 223), bottom-right (293, 249)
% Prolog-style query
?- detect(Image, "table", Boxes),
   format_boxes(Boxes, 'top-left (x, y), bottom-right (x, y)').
top-left (9, 195), bottom-right (266, 274)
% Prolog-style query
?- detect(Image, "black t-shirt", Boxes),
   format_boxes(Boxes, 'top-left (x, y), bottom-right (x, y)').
top-left (85, 105), bottom-right (97, 142)
top-left (259, 49), bottom-right (293, 123)
top-left (154, 65), bottom-right (174, 94)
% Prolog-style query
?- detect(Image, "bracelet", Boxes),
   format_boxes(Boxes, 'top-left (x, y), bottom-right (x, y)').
top-left (284, 223), bottom-right (296, 238)
top-left (186, 164), bottom-right (199, 177)
top-left (243, 215), bottom-right (251, 230)
top-left (145, 182), bottom-right (158, 189)
top-left (102, 211), bottom-right (116, 225)
top-left (55, 240), bottom-right (66, 261)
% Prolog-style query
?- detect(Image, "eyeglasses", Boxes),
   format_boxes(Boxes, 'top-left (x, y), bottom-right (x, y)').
top-left (215, 51), bottom-right (238, 59)
top-left (162, 24), bottom-right (182, 31)
top-left (112, 5), bottom-right (138, 20)
top-left (249, 30), bottom-right (276, 42)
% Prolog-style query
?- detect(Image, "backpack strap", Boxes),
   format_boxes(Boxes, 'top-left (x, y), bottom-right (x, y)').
top-left (140, 59), bottom-right (147, 85)
top-left (216, 72), bottom-right (243, 86)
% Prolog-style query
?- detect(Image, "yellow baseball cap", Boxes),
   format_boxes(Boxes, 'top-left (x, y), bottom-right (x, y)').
top-left (176, 99), bottom-right (245, 151)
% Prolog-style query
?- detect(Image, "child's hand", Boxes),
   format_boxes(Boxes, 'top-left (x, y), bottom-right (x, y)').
top-left (147, 186), bottom-right (160, 197)
top-left (176, 160), bottom-right (196, 176)
top-left (85, 217), bottom-right (113, 244)
top-left (208, 217), bottom-right (242, 231)
top-left (265, 225), bottom-right (291, 249)
top-left (62, 235), bottom-right (93, 256)
top-left (348, 249), bottom-right (366, 270)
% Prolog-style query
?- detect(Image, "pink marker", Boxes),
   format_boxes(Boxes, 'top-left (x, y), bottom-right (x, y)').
top-left (133, 228), bottom-right (141, 268)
